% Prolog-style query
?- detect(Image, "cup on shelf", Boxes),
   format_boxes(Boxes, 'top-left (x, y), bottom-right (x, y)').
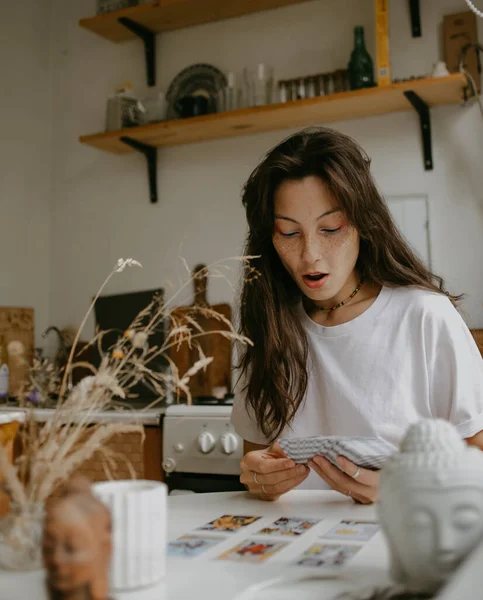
top-left (255, 63), bottom-right (274, 106)
top-left (305, 76), bottom-right (317, 98)
top-left (278, 80), bottom-right (288, 103)
top-left (141, 91), bottom-right (168, 124)
top-left (242, 64), bottom-right (274, 108)
top-left (242, 67), bottom-right (255, 108)
top-left (217, 72), bottom-right (241, 112)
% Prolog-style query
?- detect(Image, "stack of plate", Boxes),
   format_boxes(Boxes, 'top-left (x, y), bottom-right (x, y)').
top-left (166, 63), bottom-right (227, 119)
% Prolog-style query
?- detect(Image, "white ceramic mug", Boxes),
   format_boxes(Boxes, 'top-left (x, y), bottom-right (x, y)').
top-left (93, 480), bottom-right (167, 591)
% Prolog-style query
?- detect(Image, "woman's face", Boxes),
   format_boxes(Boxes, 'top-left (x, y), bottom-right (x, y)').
top-left (272, 176), bottom-right (360, 304)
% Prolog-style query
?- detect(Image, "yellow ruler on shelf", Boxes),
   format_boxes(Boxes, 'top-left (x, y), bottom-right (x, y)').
top-left (376, 0), bottom-right (391, 86)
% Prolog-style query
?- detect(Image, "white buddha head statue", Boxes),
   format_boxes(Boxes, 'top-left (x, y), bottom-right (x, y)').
top-left (378, 419), bottom-right (483, 594)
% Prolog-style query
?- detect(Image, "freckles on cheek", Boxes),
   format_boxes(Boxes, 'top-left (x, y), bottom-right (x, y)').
top-left (273, 234), bottom-right (290, 253)
top-left (273, 237), bottom-right (297, 274)
top-left (332, 224), bottom-right (356, 249)
top-left (275, 242), bottom-right (297, 262)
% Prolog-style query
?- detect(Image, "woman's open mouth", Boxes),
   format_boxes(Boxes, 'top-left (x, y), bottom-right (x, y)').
top-left (302, 273), bottom-right (328, 289)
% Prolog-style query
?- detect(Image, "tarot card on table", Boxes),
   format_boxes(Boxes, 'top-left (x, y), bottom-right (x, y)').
top-left (295, 543), bottom-right (361, 568)
top-left (167, 535), bottom-right (226, 558)
top-left (257, 516), bottom-right (321, 537)
top-left (196, 514), bottom-right (261, 533)
top-left (322, 520), bottom-right (379, 542)
top-left (217, 539), bottom-right (288, 563)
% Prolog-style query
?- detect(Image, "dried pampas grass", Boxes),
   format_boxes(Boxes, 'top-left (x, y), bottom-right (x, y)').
top-left (0, 256), bottom-right (255, 507)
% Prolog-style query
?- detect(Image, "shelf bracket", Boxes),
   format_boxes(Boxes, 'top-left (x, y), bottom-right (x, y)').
top-left (120, 137), bottom-right (158, 203)
top-left (118, 17), bottom-right (156, 86)
top-left (408, 0), bottom-right (421, 37)
top-left (404, 90), bottom-right (433, 171)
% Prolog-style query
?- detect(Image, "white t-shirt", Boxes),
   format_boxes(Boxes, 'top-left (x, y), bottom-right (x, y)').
top-left (230, 286), bottom-right (483, 489)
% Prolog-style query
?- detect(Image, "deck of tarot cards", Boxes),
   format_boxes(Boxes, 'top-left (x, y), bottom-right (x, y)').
top-left (278, 435), bottom-right (395, 470)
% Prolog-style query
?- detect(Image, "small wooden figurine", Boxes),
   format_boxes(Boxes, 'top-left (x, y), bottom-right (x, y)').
top-left (42, 476), bottom-right (112, 600)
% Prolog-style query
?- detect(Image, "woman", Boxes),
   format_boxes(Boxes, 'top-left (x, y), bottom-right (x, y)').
top-left (231, 127), bottom-right (483, 504)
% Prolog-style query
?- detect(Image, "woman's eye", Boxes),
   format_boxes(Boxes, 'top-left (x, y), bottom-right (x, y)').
top-left (280, 232), bottom-right (299, 238)
top-left (321, 228), bottom-right (341, 234)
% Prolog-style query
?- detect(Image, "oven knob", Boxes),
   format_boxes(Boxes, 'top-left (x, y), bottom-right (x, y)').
top-left (163, 458), bottom-right (176, 473)
top-left (220, 432), bottom-right (239, 455)
top-left (198, 431), bottom-right (216, 454)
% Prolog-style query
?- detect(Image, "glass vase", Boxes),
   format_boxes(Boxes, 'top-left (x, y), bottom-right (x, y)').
top-left (0, 502), bottom-right (44, 571)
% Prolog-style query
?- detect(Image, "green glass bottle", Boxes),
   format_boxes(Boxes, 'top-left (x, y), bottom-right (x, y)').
top-left (348, 26), bottom-right (375, 90)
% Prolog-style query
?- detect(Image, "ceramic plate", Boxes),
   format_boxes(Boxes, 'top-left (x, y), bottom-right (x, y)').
top-left (166, 63), bottom-right (227, 118)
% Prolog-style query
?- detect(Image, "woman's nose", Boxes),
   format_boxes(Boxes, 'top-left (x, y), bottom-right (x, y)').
top-left (301, 235), bottom-right (320, 264)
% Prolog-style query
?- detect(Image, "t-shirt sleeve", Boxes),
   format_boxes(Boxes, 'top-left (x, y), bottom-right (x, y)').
top-left (426, 297), bottom-right (483, 438)
top-left (230, 371), bottom-right (271, 446)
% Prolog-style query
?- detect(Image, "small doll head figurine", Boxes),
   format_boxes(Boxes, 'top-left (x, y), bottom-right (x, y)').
top-left (378, 419), bottom-right (483, 595)
top-left (42, 476), bottom-right (112, 600)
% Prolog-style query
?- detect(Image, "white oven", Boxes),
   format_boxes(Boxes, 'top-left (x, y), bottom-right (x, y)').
top-left (161, 404), bottom-right (245, 494)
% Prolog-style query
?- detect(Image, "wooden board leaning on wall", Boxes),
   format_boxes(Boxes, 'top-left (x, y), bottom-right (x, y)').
top-left (472, 329), bottom-right (483, 357)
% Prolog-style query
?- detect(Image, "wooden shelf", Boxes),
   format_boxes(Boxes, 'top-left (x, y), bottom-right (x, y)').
top-left (79, 74), bottom-right (468, 154)
top-left (79, 0), bottom-right (312, 42)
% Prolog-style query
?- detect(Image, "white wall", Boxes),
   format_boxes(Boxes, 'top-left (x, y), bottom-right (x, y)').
top-left (48, 0), bottom-right (483, 336)
top-left (1, 0), bottom-right (53, 346)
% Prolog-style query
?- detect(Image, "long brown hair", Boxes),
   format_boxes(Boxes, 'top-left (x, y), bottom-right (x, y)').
top-left (239, 127), bottom-right (460, 442)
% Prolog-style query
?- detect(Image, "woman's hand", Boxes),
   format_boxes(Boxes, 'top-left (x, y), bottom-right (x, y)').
top-left (309, 455), bottom-right (380, 504)
top-left (240, 442), bottom-right (310, 501)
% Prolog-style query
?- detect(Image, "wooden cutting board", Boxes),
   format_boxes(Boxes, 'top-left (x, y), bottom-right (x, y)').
top-left (0, 307), bottom-right (34, 398)
top-left (471, 329), bottom-right (483, 357)
top-left (168, 265), bottom-right (232, 400)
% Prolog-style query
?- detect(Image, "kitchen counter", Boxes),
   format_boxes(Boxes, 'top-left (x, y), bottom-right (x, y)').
top-left (0, 401), bottom-right (167, 483)
top-left (0, 403), bottom-right (167, 425)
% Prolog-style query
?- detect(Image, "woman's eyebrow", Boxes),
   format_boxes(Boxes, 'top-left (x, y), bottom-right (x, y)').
top-left (274, 209), bottom-right (342, 224)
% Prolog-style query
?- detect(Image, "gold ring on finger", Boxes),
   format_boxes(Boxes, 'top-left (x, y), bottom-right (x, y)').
top-left (352, 466), bottom-right (361, 480)
top-left (253, 472), bottom-right (260, 485)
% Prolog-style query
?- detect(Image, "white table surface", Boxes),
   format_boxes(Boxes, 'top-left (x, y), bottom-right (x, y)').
top-left (0, 490), bottom-right (392, 600)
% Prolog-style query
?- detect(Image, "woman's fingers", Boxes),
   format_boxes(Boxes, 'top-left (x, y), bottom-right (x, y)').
top-left (240, 463), bottom-right (307, 487)
top-left (240, 465), bottom-right (310, 494)
top-left (308, 458), bottom-right (351, 495)
top-left (309, 456), bottom-right (379, 504)
top-left (240, 444), bottom-right (309, 501)
top-left (308, 460), bottom-right (364, 502)
top-left (255, 468), bottom-right (310, 500)
top-left (335, 456), bottom-right (379, 487)
top-left (241, 453), bottom-right (294, 476)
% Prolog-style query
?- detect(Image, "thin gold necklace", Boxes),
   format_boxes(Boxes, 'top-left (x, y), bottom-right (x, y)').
top-left (315, 279), bottom-right (364, 312)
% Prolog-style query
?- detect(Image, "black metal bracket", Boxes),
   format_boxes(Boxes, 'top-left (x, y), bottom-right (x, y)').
top-left (404, 90), bottom-right (433, 171)
top-left (409, 0), bottom-right (421, 37)
top-left (118, 17), bottom-right (156, 86)
top-left (120, 137), bottom-right (158, 203)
